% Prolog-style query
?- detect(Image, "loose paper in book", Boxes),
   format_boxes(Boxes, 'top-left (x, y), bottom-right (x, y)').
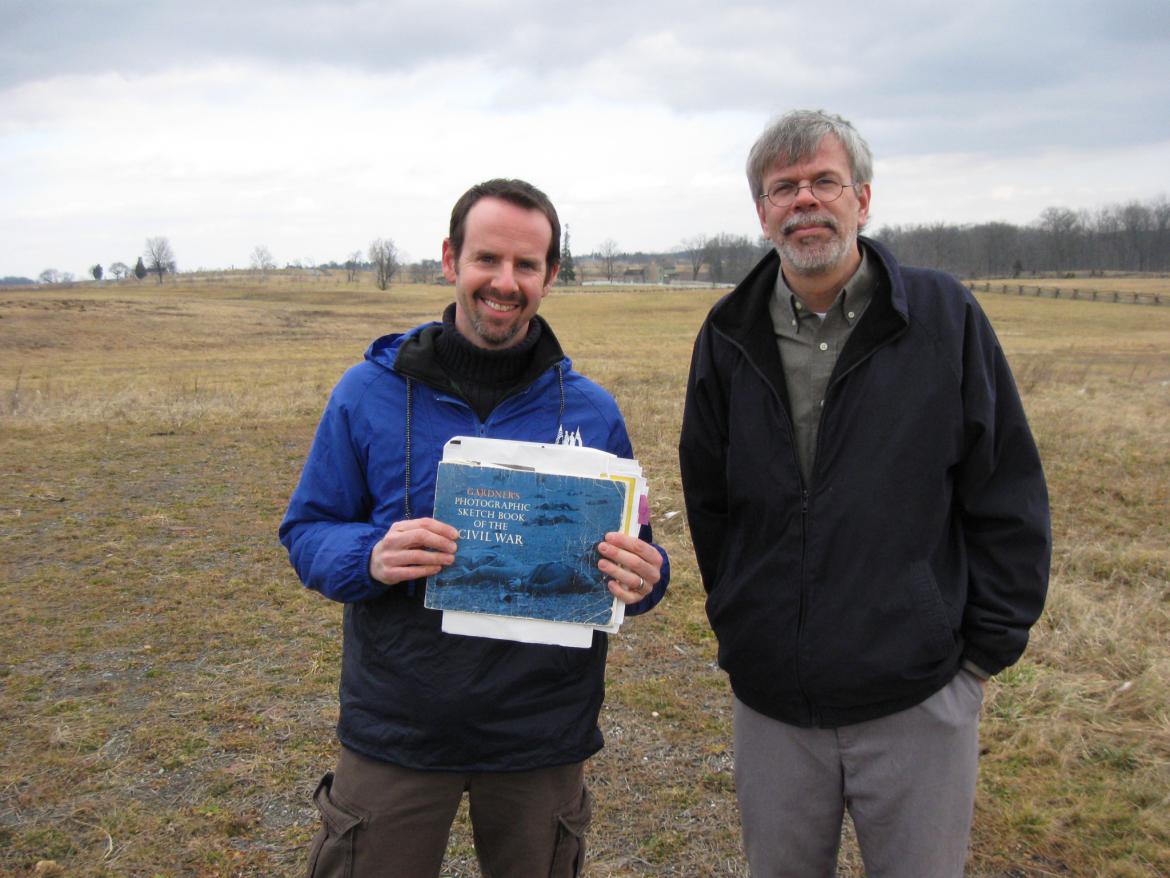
top-left (425, 437), bottom-right (647, 648)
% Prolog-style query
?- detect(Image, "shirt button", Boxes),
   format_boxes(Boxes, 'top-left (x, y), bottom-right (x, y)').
top-left (847, 311), bottom-right (856, 319)
top-left (795, 302), bottom-right (803, 310)
top-left (819, 342), bottom-right (829, 351)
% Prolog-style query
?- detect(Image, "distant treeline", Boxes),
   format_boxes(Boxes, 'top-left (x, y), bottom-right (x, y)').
top-left (615, 196), bottom-right (1170, 288)
top-left (14, 196), bottom-right (1169, 290)
top-left (872, 197), bottom-right (1170, 279)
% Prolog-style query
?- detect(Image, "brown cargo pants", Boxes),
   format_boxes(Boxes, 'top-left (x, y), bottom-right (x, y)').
top-left (306, 746), bottom-right (592, 878)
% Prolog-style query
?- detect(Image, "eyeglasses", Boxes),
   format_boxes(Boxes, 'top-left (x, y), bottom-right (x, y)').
top-left (760, 178), bottom-right (857, 208)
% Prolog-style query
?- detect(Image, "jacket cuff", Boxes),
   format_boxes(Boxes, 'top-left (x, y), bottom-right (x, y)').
top-left (961, 658), bottom-right (991, 680)
top-left (625, 544), bottom-right (669, 617)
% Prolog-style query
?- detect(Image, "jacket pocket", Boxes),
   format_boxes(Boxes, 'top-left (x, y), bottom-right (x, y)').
top-left (306, 772), bottom-right (364, 878)
top-left (548, 784), bottom-right (593, 878)
top-left (812, 559), bottom-right (960, 704)
top-left (906, 561), bottom-right (957, 661)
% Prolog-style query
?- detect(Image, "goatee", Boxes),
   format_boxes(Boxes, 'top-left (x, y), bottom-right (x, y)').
top-left (776, 212), bottom-right (855, 276)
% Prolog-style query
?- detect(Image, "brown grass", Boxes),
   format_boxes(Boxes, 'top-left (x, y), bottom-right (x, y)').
top-left (1, 276), bottom-right (1168, 877)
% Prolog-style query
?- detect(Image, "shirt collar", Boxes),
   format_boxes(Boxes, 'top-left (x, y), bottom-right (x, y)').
top-left (773, 243), bottom-right (876, 331)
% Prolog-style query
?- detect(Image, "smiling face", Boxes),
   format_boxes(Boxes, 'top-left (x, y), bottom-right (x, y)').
top-left (756, 134), bottom-right (871, 281)
top-left (442, 196), bottom-right (559, 349)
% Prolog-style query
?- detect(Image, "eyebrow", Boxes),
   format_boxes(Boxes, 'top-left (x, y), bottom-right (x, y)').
top-left (770, 169), bottom-right (844, 184)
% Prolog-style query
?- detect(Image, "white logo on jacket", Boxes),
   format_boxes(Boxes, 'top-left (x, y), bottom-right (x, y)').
top-left (555, 424), bottom-right (583, 446)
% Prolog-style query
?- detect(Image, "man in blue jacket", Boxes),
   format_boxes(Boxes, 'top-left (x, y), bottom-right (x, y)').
top-left (281, 178), bottom-right (668, 878)
top-left (679, 111), bottom-right (1050, 877)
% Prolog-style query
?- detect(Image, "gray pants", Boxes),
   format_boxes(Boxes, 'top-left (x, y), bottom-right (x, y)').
top-left (306, 747), bottom-right (592, 878)
top-left (734, 671), bottom-right (983, 878)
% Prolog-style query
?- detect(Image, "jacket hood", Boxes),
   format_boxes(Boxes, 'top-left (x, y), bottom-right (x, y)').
top-left (363, 321), bottom-right (439, 372)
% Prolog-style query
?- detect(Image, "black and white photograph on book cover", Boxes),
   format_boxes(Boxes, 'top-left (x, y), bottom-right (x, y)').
top-left (425, 461), bottom-right (633, 626)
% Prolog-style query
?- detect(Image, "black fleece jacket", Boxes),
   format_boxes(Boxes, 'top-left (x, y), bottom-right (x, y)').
top-left (679, 237), bottom-right (1050, 728)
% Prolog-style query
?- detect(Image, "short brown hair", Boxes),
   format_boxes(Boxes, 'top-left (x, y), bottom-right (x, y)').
top-left (448, 179), bottom-right (561, 281)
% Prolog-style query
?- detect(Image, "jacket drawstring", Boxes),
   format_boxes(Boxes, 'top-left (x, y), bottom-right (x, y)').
top-left (403, 377), bottom-right (414, 520)
top-left (556, 363), bottom-right (566, 427)
top-left (403, 377), bottom-right (416, 597)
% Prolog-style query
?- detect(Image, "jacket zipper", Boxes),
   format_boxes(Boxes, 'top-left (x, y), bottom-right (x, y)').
top-left (798, 486), bottom-right (818, 725)
top-left (716, 321), bottom-right (907, 728)
top-left (710, 324), bottom-right (820, 723)
top-left (799, 321), bottom-right (907, 725)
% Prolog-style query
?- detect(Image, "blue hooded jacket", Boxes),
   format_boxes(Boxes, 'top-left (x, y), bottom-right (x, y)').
top-left (281, 318), bottom-right (668, 770)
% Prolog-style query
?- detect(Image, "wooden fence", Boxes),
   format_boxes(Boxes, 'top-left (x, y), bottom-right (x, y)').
top-left (966, 282), bottom-right (1164, 306)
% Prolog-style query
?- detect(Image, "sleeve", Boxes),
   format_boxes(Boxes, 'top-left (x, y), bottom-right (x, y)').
top-left (678, 321), bottom-right (730, 594)
top-left (956, 301), bottom-right (1052, 675)
top-left (624, 521), bottom-right (670, 616)
top-left (278, 380), bottom-right (388, 604)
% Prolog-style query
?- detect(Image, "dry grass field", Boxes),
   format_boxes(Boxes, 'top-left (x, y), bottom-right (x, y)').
top-left (1, 273), bottom-right (1168, 877)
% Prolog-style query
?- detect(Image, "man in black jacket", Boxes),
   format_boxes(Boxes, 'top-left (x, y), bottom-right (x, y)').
top-left (679, 110), bottom-right (1050, 877)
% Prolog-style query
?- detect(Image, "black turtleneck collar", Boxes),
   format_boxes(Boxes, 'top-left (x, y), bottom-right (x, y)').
top-left (393, 303), bottom-right (567, 422)
top-left (434, 302), bottom-right (543, 390)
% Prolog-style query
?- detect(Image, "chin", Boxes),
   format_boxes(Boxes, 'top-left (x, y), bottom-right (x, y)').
top-left (472, 318), bottom-right (522, 347)
top-left (779, 234), bottom-right (855, 276)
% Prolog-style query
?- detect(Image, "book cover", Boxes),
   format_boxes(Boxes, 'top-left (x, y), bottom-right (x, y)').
top-left (425, 461), bottom-right (629, 627)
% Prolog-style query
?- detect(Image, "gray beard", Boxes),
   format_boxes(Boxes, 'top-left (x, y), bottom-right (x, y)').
top-left (775, 215), bottom-right (856, 276)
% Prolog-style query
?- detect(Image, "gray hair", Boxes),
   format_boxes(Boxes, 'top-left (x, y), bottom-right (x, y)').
top-left (746, 110), bottom-right (873, 200)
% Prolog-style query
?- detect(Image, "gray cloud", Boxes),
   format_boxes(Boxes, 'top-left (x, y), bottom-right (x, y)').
top-left (4, 0), bottom-right (1170, 276)
top-left (5, 0), bottom-right (1169, 157)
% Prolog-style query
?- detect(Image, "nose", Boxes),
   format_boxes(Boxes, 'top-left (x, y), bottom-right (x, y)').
top-left (791, 183), bottom-right (820, 209)
top-left (492, 260), bottom-right (518, 294)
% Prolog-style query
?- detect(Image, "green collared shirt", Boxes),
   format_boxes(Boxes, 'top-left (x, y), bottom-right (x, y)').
top-left (767, 245), bottom-right (877, 486)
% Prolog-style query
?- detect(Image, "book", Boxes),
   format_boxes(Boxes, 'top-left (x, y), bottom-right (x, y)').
top-left (424, 437), bottom-right (646, 647)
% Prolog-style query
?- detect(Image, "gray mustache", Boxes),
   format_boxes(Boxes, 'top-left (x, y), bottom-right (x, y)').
top-left (781, 214), bottom-right (838, 234)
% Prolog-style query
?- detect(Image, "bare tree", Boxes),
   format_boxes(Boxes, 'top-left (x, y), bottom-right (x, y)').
top-left (1036, 207), bottom-right (1081, 272)
top-left (38, 268), bottom-right (61, 285)
top-left (144, 237), bottom-right (175, 284)
top-left (368, 238), bottom-right (399, 290)
top-left (703, 233), bottom-right (767, 284)
top-left (598, 238), bottom-right (620, 283)
top-left (250, 245), bottom-right (276, 275)
top-left (343, 250), bottom-right (362, 283)
top-left (968, 222), bottom-right (1021, 278)
top-left (109, 261), bottom-right (130, 280)
top-left (1152, 196), bottom-right (1170, 272)
top-left (682, 234), bottom-right (709, 281)
top-left (1117, 201), bottom-right (1153, 271)
top-left (412, 259), bottom-right (441, 284)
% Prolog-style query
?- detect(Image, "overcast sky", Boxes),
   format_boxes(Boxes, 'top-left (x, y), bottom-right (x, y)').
top-left (2, 0), bottom-right (1169, 279)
